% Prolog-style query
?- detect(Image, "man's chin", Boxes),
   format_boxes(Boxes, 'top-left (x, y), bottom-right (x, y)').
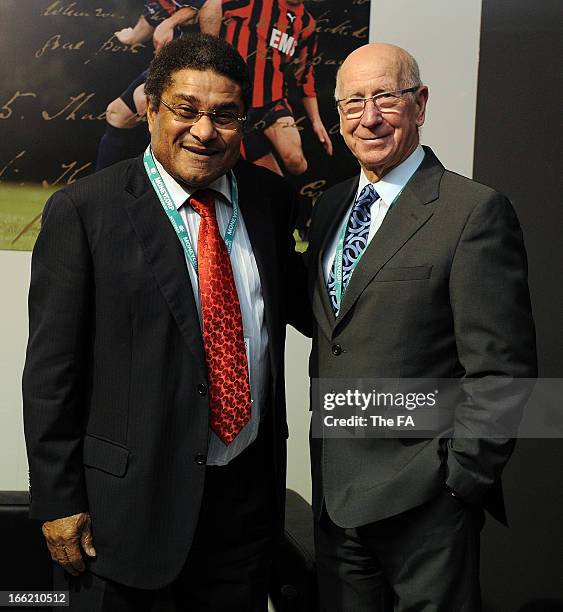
top-left (179, 173), bottom-right (217, 189)
top-left (172, 154), bottom-right (239, 188)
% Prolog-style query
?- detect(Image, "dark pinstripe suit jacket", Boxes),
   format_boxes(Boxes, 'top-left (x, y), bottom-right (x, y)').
top-left (23, 155), bottom-right (300, 588)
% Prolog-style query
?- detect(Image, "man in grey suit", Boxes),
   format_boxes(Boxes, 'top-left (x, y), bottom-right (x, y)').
top-left (306, 43), bottom-right (537, 610)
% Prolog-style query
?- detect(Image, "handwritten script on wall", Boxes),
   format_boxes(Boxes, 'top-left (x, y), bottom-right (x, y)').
top-left (0, 0), bottom-right (370, 250)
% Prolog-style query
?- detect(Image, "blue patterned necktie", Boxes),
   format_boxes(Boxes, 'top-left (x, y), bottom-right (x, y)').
top-left (327, 183), bottom-right (379, 314)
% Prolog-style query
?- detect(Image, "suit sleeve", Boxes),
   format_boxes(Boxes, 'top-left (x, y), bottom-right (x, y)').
top-left (445, 193), bottom-right (537, 503)
top-left (22, 190), bottom-right (93, 520)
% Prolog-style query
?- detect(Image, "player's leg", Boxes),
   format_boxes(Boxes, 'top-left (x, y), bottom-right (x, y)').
top-left (262, 100), bottom-right (307, 175)
top-left (252, 152), bottom-right (283, 175)
top-left (105, 97), bottom-right (140, 129)
top-left (132, 84), bottom-right (148, 118)
top-left (241, 105), bottom-right (283, 175)
top-left (263, 118), bottom-right (307, 175)
top-left (96, 72), bottom-right (148, 170)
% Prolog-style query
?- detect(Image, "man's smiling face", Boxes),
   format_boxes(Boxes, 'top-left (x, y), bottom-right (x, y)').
top-left (147, 68), bottom-right (244, 187)
top-left (336, 44), bottom-right (428, 182)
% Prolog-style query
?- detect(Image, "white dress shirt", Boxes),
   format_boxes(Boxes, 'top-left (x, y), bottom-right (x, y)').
top-left (322, 145), bottom-right (426, 283)
top-left (153, 155), bottom-right (269, 466)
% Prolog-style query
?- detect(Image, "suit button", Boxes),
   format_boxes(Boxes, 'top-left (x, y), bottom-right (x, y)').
top-left (331, 344), bottom-right (343, 356)
top-left (197, 384), bottom-right (208, 396)
top-left (194, 453), bottom-right (207, 465)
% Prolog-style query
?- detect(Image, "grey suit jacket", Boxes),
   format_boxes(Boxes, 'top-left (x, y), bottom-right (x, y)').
top-left (307, 147), bottom-right (537, 527)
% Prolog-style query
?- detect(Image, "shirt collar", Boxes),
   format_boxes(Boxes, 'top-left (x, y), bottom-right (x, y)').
top-left (151, 151), bottom-right (232, 211)
top-left (358, 144), bottom-right (425, 206)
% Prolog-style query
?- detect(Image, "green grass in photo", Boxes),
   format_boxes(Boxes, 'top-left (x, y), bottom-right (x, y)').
top-left (1, 185), bottom-right (309, 253)
top-left (0, 184), bottom-right (57, 251)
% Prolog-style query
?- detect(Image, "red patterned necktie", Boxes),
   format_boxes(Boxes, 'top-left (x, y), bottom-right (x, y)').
top-left (189, 189), bottom-right (251, 445)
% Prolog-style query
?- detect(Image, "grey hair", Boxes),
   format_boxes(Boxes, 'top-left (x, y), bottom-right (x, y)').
top-left (400, 49), bottom-right (422, 89)
top-left (334, 47), bottom-right (422, 101)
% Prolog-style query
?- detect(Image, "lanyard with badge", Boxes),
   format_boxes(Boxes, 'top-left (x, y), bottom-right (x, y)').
top-left (143, 145), bottom-right (240, 274)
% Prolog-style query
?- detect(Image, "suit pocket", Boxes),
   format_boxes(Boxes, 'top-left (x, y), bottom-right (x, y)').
top-left (83, 434), bottom-right (129, 477)
top-left (375, 265), bottom-right (432, 282)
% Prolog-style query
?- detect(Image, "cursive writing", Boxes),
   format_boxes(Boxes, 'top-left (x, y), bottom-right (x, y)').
top-left (42, 160), bottom-right (92, 188)
top-left (315, 11), bottom-right (369, 39)
top-left (300, 180), bottom-right (327, 200)
top-left (42, 2), bottom-right (124, 19)
top-left (35, 34), bottom-right (85, 58)
top-left (96, 34), bottom-right (145, 55)
top-left (0, 150), bottom-right (26, 181)
top-left (41, 92), bottom-right (105, 121)
top-left (0, 92), bottom-right (37, 120)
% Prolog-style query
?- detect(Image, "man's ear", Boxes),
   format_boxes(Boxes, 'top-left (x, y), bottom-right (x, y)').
top-left (146, 100), bottom-right (156, 134)
top-left (415, 86), bottom-right (429, 127)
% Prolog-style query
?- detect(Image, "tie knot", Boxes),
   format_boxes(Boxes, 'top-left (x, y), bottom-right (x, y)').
top-left (355, 183), bottom-right (379, 211)
top-left (189, 189), bottom-right (216, 218)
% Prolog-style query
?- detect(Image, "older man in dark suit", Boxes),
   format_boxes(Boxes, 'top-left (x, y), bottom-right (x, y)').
top-left (306, 42), bottom-right (537, 610)
top-left (23, 33), bottom-right (302, 611)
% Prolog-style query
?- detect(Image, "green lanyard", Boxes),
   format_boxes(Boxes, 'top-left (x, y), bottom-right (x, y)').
top-left (143, 145), bottom-right (240, 274)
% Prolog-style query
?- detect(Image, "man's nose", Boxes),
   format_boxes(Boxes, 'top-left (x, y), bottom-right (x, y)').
top-left (360, 99), bottom-right (383, 127)
top-left (190, 115), bottom-right (217, 142)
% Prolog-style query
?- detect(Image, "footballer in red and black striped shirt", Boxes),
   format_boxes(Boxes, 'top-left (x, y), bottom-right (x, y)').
top-left (200, 0), bottom-right (333, 175)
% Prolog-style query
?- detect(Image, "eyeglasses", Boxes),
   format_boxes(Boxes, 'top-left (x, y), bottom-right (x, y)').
top-left (336, 85), bottom-right (420, 120)
top-left (159, 98), bottom-right (246, 130)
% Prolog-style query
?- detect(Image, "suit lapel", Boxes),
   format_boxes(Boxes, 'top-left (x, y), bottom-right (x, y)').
top-left (311, 176), bottom-right (359, 340)
top-left (123, 156), bottom-right (207, 373)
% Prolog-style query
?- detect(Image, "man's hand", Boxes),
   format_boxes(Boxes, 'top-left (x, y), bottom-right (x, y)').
top-left (152, 21), bottom-right (175, 52)
top-left (42, 512), bottom-right (96, 576)
top-left (302, 97), bottom-right (334, 156)
top-left (311, 120), bottom-right (333, 156)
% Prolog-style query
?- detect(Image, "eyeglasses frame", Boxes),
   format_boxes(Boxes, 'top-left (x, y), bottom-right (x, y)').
top-left (159, 98), bottom-right (247, 130)
top-left (336, 85), bottom-right (421, 119)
